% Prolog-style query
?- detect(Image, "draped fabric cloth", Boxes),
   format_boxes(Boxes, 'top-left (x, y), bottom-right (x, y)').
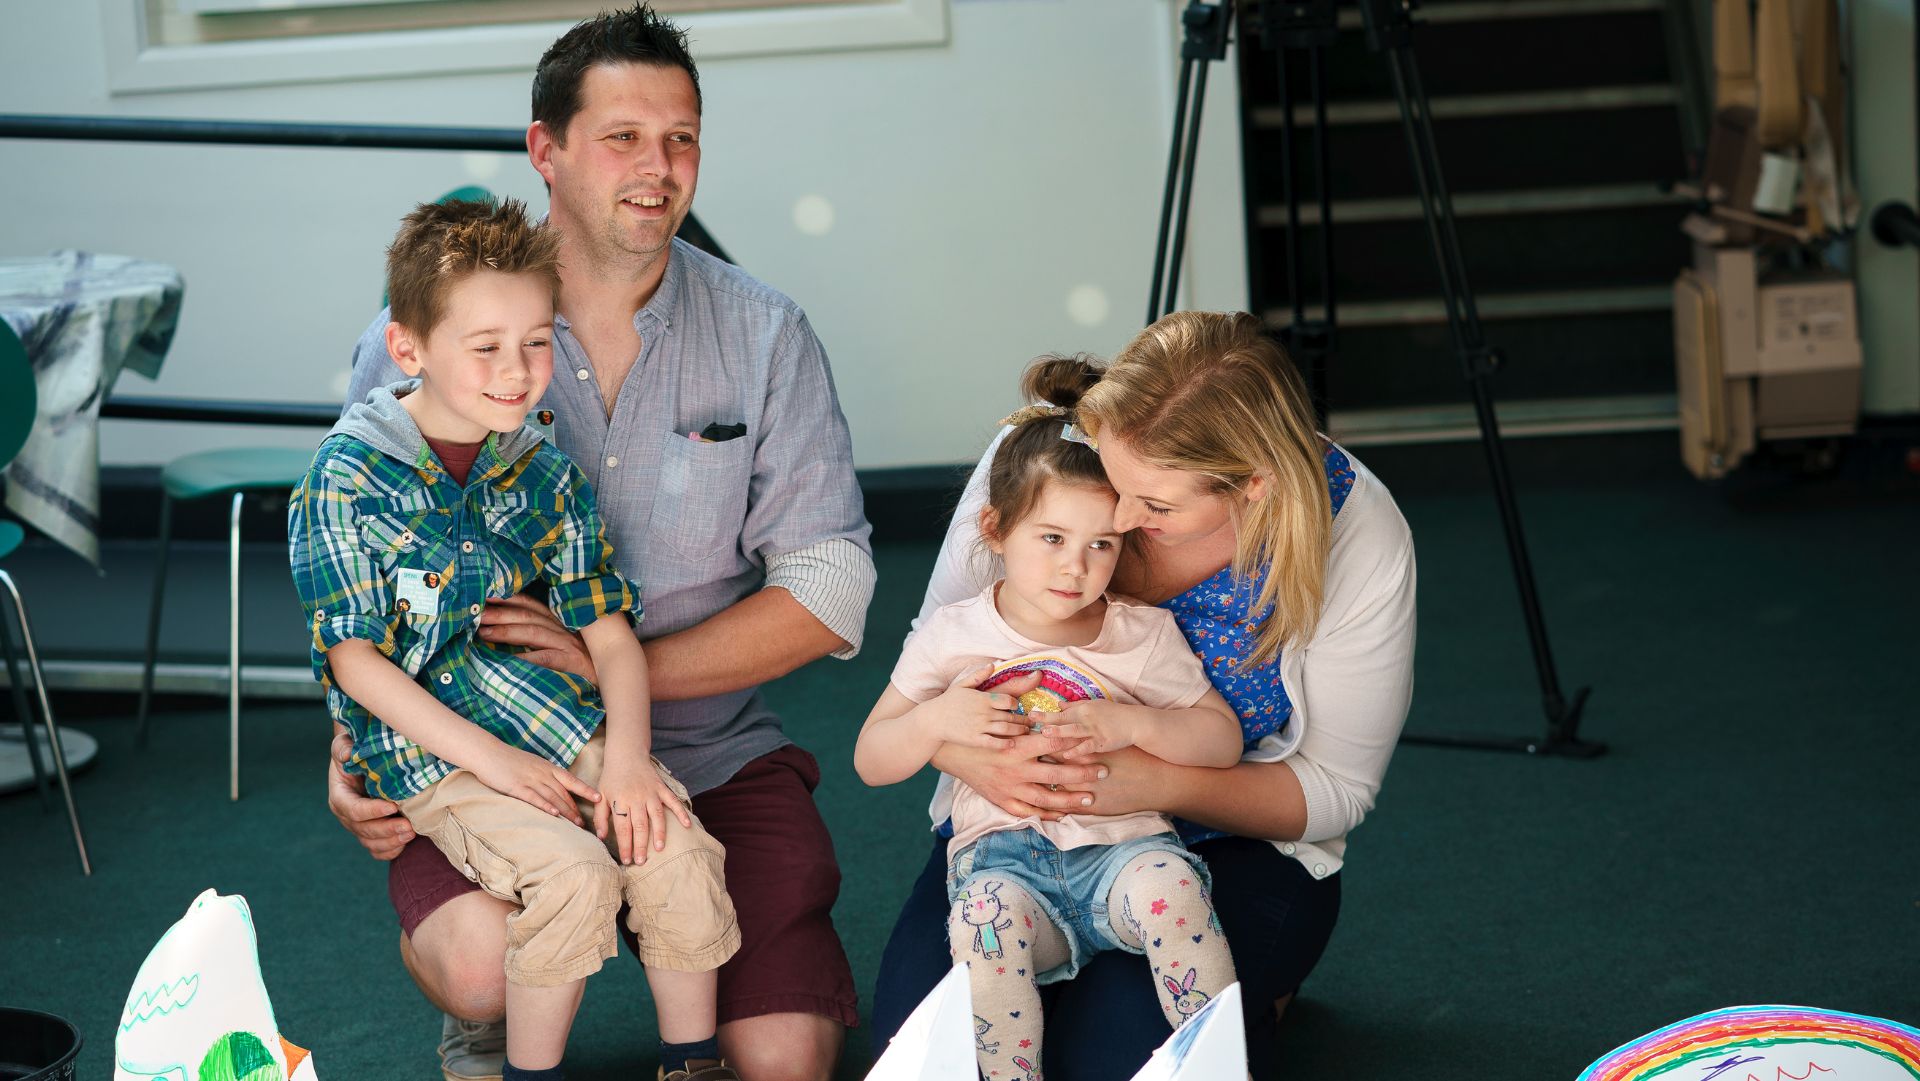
top-left (0, 251), bottom-right (183, 564)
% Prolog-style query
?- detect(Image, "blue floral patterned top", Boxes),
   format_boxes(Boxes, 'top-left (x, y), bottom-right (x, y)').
top-left (1171, 442), bottom-right (1355, 845)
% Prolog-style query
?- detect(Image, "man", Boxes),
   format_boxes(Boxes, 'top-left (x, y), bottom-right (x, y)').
top-left (331, 7), bottom-right (873, 1080)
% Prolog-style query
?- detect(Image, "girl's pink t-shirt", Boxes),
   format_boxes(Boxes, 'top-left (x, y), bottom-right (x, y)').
top-left (890, 583), bottom-right (1215, 856)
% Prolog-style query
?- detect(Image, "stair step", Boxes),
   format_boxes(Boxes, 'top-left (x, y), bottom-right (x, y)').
top-left (1327, 393), bottom-right (1678, 446)
top-left (1256, 181), bottom-right (1686, 226)
top-left (1302, 305), bottom-right (1678, 408)
top-left (1255, 202), bottom-right (1688, 303)
top-left (1275, 283), bottom-right (1672, 328)
top-left (1250, 103), bottom-right (1687, 201)
top-left (1248, 11), bottom-right (1673, 101)
top-left (1253, 84), bottom-right (1677, 127)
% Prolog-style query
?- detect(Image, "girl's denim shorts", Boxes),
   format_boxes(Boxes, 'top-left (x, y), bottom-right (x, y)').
top-left (945, 826), bottom-right (1210, 983)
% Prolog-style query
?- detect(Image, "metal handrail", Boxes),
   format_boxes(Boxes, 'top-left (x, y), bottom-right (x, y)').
top-left (0, 113), bottom-right (525, 153)
top-left (3, 112), bottom-right (732, 429)
top-left (101, 397), bottom-right (337, 427)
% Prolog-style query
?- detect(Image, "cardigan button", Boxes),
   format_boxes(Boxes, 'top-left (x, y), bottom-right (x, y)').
top-left (1282, 843), bottom-right (1296, 856)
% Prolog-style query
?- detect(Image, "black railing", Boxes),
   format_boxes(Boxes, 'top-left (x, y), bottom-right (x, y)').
top-left (2, 113), bottom-right (731, 428)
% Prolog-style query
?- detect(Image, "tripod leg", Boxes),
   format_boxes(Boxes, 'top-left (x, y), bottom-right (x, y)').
top-left (1162, 61), bottom-right (1216, 321)
top-left (1380, 46), bottom-right (1596, 754)
top-left (1150, 56), bottom-right (1198, 325)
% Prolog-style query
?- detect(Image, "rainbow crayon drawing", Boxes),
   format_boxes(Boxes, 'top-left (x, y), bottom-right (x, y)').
top-left (979, 656), bottom-right (1110, 716)
top-left (1579, 1006), bottom-right (1920, 1081)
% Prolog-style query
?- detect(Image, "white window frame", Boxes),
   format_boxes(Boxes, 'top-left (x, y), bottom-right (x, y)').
top-left (100, 0), bottom-right (947, 95)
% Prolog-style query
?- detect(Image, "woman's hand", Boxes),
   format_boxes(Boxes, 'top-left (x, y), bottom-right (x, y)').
top-left (478, 594), bottom-right (597, 682)
top-left (1073, 745), bottom-right (1179, 817)
top-left (915, 666), bottom-right (1041, 749)
top-left (469, 742), bottom-right (600, 824)
top-left (935, 732), bottom-right (1107, 820)
top-left (593, 757), bottom-right (692, 865)
top-left (328, 724), bottom-right (414, 859)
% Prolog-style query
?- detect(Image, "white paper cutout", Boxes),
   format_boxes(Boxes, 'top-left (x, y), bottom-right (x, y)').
top-left (115, 889), bottom-right (318, 1081)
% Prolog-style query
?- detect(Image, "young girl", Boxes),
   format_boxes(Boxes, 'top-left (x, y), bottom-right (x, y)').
top-left (855, 362), bottom-right (1247, 1080)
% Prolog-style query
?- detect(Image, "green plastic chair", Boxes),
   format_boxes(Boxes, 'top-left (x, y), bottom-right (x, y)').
top-left (0, 319), bottom-right (91, 874)
top-left (135, 185), bottom-right (497, 800)
top-left (132, 446), bottom-right (316, 801)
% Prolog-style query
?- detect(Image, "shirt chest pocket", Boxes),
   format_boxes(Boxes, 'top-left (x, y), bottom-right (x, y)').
top-left (480, 489), bottom-right (568, 555)
top-left (354, 494), bottom-right (455, 632)
top-left (653, 431), bottom-right (752, 564)
top-left (354, 494), bottom-right (454, 572)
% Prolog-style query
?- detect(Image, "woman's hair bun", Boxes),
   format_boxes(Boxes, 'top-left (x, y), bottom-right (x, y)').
top-left (1020, 353), bottom-right (1104, 412)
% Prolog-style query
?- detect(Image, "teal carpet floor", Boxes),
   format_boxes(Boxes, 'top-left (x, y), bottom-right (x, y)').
top-left (3, 452), bottom-right (1916, 1080)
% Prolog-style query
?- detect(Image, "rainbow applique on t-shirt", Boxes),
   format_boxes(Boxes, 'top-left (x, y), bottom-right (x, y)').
top-left (979, 656), bottom-right (1109, 716)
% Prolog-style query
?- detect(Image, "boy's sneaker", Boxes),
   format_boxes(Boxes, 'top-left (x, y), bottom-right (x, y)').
top-left (439, 1013), bottom-right (506, 1081)
top-left (657, 1061), bottom-right (740, 1081)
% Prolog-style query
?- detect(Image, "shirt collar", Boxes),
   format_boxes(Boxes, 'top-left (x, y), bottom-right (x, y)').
top-left (635, 240), bottom-right (683, 333)
top-left (554, 241), bottom-right (682, 336)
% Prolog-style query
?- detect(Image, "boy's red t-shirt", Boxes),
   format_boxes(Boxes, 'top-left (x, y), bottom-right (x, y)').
top-left (422, 434), bottom-right (485, 487)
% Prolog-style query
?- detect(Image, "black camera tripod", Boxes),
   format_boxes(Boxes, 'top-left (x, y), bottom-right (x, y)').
top-left (1148, 0), bottom-right (1599, 757)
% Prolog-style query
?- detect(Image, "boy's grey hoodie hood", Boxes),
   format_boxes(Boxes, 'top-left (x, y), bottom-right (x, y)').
top-left (327, 380), bottom-right (546, 470)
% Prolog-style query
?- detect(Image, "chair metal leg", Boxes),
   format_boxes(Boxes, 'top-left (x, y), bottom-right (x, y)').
top-left (0, 569), bottom-right (92, 875)
top-left (0, 599), bottom-right (50, 808)
top-left (229, 492), bottom-right (243, 803)
top-left (135, 493), bottom-right (173, 747)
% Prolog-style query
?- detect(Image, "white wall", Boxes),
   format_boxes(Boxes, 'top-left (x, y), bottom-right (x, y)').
top-left (0, 0), bottom-right (1249, 471)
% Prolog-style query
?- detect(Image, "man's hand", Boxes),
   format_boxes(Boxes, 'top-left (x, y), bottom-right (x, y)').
top-left (469, 742), bottom-right (600, 825)
top-left (328, 725), bottom-right (414, 860)
top-left (478, 594), bottom-right (596, 682)
top-left (593, 757), bottom-right (692, 865)
top-left (935, 732), bottom-right (1107, 820)
top-left (915, 666), bottom-right (1041, 749)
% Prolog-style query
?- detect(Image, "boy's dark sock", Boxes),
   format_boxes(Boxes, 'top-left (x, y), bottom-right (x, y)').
top-left (502, 1063), bottom-right (565, 1081)
top-left (659, 1035), bottom-right (720, 1074)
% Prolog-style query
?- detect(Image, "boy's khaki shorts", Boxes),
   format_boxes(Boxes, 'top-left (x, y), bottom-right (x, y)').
top-left (398, 730), bottom-right (740, 987)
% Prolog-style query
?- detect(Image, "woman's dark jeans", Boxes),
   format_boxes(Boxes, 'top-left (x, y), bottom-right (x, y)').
top-left (871, 834), bottom-right (1342, 1080)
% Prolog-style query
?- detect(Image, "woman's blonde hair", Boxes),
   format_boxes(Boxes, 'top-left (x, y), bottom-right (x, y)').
top-left (1077, 311), bottom-right (1330, 668)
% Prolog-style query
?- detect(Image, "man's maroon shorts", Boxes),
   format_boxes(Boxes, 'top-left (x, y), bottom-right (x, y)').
top-left (387, 743), bottom-right (858, 1027)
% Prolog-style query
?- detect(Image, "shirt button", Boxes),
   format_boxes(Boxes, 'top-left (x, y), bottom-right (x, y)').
top-left (469, 603), bottom-right (482, 616)
top-left (575, 368), bottom-right (591, 381)
top-left (605, 455), bottom-right (619, 468)
top-left (461, 540), bottom-right (475, 553)
top-left (1282, 843), bottom-right (1297, 856)
top-left (438, 673), bottom-right (453, 685)
top-left (1313, 863), bottom-right (1328, 878)
top-left (313, 610), bottom-right (325, 622)
top-left (398, 530), bottom-right (414, 545)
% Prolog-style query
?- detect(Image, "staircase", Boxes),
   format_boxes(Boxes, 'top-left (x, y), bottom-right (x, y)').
top-left (1234, 0), bottom-right (1702, 441)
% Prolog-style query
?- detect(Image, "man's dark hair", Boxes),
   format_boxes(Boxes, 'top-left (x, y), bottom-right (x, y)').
top-left (532, 3), bottom-right (701, 143)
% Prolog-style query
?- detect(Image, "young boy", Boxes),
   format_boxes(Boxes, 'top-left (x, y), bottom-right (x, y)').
top-left (289, 199), bottom-right (741, 1081)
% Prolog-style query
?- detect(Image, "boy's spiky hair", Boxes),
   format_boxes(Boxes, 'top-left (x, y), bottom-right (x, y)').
top-left (385, 198), bottom-right (561, 337)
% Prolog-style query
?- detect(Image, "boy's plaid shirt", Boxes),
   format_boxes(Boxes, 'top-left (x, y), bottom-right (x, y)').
top-left (288, 433), bottom-right (641, 801)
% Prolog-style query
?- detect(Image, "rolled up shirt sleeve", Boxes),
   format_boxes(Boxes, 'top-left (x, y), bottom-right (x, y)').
top-left (765, 537), bottom-right (877, 659)
top-left (541, 462), bottom-right (644, 632)
top-left (287, 456), bottom-right (398, 682)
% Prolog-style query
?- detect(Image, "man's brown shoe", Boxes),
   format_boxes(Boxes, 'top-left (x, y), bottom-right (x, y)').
top-left (657, 1059), bottom-right (740, 1081)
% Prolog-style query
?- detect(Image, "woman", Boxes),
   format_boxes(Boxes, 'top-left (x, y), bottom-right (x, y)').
top-left (871, 311), bottom-right (1417, 1079)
